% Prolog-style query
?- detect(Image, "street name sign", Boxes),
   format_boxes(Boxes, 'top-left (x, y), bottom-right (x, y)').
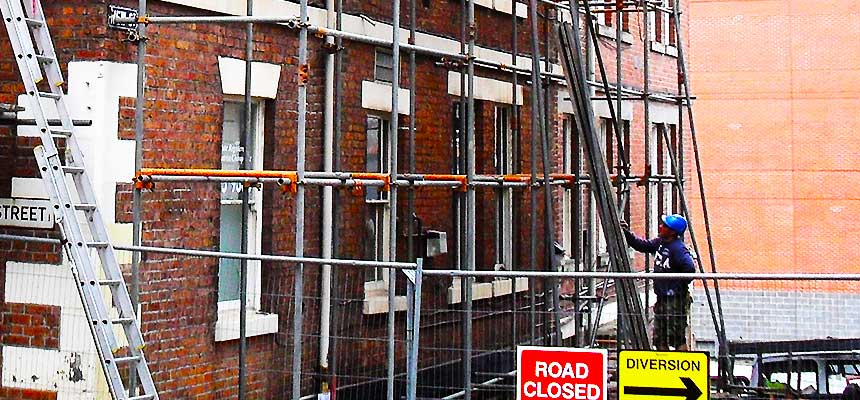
top-left (0, 198), bottom-right (53, 229)
top-left (517, 346), bottom-right (607, 400)
top-left (618, 351), bottom-right (709, 400)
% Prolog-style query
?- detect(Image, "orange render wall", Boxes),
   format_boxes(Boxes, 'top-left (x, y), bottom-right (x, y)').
top-left (688, 0), bottom-right (860, 290)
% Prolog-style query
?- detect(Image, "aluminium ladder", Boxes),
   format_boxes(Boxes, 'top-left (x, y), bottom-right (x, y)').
top-left (1, 0), bottom-right (158, 398)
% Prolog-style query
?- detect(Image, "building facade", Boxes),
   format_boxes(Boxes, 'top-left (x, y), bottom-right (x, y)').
top-left (0, 0), bottom-right (691, 398)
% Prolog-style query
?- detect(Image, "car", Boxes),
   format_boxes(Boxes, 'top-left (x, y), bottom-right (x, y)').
top-left (747, 351), bottom-right (860, 398)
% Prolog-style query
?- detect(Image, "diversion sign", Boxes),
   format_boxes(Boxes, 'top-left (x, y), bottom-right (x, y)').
top-left (517, 346), bottom-right (607, 400)
top-left (618, 351), bottom-right (709, 400)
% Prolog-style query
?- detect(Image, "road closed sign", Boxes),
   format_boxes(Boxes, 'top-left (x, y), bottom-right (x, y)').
top-left (517, 346), bottom-right (607, 400)
top-left (618, 351), bottom-right (709, 400)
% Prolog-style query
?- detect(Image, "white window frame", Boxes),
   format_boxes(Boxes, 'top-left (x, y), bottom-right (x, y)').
top-left (649, 122), bottom-right (679, 237)
top-left (448, 103), bottom-right (528, 305)
top-left (362, 114), bottom-right (409, 314)
top-left (494, 105), bottom-right (514, 271)
top-left (596, 4), bottom-right (634, 44)
top-left (561, 115), bottom-right (574, 269)
top-left (594, 115), bottom-right (632, 263)
top-left (648, 0), bottom-right (679, 57)
top-left (215, 98), bottom-right (278, 341)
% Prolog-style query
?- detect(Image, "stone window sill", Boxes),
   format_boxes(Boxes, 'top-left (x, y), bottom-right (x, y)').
top-left (597, 24), bottom-right (634, 45)
top-left (215, 308), bottom-right (279, 342)
top-left (650, 41), bottom-right (678, 57)
top-left (447, 277), bottom-right (530, 304)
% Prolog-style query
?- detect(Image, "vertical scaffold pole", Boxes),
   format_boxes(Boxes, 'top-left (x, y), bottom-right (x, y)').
top-left (130, 0), bottom-right (147, 395)
top-left (387, 0), bottom-right (401, 398)
top-left (463, 0), bottom-right (476, 397)
top-left (510, 0), bottom-right (520, 349)
top-left (238, 2), bottom-right (254, 398)
top-left (642, 0), bottom-right (653, 332)
top-left (292, 0), bottom-right (309, 397)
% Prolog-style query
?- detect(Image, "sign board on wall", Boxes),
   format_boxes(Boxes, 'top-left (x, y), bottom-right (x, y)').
top-left (618, 351), bottom-right (709, 400)
top-left (0, 198), bottom-right (53, 229)
top-left (517, 346), bottom-right (607, 400)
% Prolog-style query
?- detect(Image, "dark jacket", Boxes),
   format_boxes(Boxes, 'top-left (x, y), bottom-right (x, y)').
top-left (623, 230), bottom-right (695, 296)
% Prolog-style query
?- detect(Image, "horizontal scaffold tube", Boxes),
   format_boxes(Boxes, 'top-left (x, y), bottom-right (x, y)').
top-left (423, 269), bottom-right (860, 281)
top-left (135, 168), bottom-right (681, 189)
top-left (0, 234), bottom-right (416, 269)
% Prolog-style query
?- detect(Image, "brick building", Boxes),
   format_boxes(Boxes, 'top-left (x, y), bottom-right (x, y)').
top-left (0, 0), bottom-right (692, 398)
top-left (688, 0), bottom-right (860, 349)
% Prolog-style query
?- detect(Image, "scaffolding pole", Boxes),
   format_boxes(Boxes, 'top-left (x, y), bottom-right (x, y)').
top-left (386, 0), bottom-right (402, 398)
top-left (463, 0), bottom-right (477, 397)
top-left (129, 0), bottom-right (147, 395)
top-left (292, 0), bottom-right (309, 397)
top-left (671, 0), bottom-right (731, 385)
top-left (509, 0), bottom-right (521, 352)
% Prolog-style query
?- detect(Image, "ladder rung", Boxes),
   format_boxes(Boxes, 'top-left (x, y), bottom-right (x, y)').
top-left (35, 55), bottom-right (54, 64)
top-left (24, 18), bottom-right (44, 27)
top-left (111, 355), bottom-right (140, 364)
top-left (51, 128), bottom-right (73, 137)
top-left (129, 395), bottom-right (155, 400)
top-left (87, 241), bottom-right (109, 248)
top-left (62, 166), bottom-right (85, 174)
top-left (98, 279), bottom-right (123, 286)
top-left (74, 203), bottom-right (96, 211)
top-left (37, 91), bottom-right (60, 100)
top-left (112, 317), bottom-right (135, 325)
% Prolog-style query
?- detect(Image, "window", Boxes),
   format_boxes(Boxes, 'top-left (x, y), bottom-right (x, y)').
top-left (219, 101), bottom-right (263, 307)
top-left (364, 115), bottom-right (390, 284)
top-left (827, 360), bottom-right (860, 394)
top-left (602, 4), bottom-right (631, 33)
top-left (494, 105), bottom-right (515, 269)
top-left (655, 123), bottom-right (679, 218)
top-left (596, 117), bottom-right (631, 258)
top-left (216, 100), bottom-right (278, 341)
top-left (649, 0), bottom-right (678, 49)
top-left (761, 360), bottom-right (819, 394)
top-left (561, 116), bottom-right (575, 262)
top-left (375, 49), bottom-right (394, 83)
top-left (601, 118), bottom-right (631, 220)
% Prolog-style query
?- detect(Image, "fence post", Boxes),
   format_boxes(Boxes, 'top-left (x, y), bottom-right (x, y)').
top-left (406, 258), bottom-right (423, 400)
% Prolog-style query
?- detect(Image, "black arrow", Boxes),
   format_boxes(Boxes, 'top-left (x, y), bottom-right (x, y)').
top-left (623, 377), bottom-right (703, 400)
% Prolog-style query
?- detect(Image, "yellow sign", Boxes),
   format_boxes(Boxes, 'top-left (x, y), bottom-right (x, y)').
top-left (618, 351), bottom-right (709, 400)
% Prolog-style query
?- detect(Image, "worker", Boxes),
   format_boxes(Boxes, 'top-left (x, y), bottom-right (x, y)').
top-left (621, 214), bottom-right (695, 351)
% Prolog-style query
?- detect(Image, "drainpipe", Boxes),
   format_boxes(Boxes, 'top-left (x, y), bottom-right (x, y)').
top-left (320, 0), bottom-right (336, 377)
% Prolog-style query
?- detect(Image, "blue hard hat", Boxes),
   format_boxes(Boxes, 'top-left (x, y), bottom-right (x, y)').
top-left (661, 214), bottom-right (687, 235)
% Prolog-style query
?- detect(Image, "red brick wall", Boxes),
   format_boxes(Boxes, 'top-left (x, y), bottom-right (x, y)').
top-left (689, 0), bottom-right (859, 292)
top-left (0, 303), bottom-right (60, 349)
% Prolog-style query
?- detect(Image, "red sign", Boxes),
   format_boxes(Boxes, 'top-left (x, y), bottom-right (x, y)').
top-left (517, 346), bottom-right (607, 400)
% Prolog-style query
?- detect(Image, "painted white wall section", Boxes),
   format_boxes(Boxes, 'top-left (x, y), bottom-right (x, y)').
top-left (558, 89), bottom-right (634, 120)
top-left (592, 97), bottom-right (634, 121)
top-left (361, 81), bottom-right (412, 115)
top-left (472, 0), bottom-right (527, 18)
top-left (11, 177), bottom-right (48, 200)
top-left (218, 57), bottom-right (282, 99)
top-left (3, 261), bottom-right (108, 399)
top-left (16, 61), bottom-right (136, 262)
top-left (649, 102), bottom-right (680, 124)
top-left (447, 72), bottom-right (524, 105)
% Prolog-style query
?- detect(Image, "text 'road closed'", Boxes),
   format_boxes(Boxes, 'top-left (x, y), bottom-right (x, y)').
top-left (518, 346), bottom-right (607, 400)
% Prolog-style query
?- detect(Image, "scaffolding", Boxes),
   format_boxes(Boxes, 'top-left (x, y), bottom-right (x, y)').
top-left (0, 0), bottom-right (734, 398)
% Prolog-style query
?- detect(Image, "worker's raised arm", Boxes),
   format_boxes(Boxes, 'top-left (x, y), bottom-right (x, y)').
top-left (622, 226), bottom-right (660, 254)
